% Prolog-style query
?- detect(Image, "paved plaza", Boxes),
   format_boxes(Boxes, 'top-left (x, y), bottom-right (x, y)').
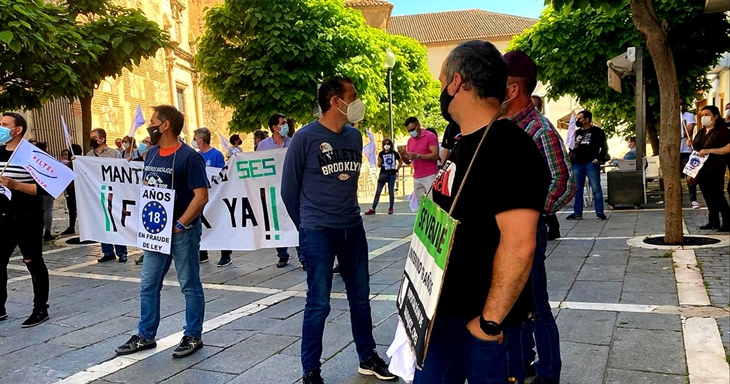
top-left (1, 186), bottom-right (729, 384)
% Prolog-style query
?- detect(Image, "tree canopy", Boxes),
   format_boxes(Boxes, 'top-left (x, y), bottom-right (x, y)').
top-left (509, 1), bottom-right (730, 147)
top-left (195, 0), bottom-right (440, 134)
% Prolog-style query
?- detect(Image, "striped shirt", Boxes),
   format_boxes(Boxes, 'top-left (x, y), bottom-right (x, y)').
top-left (0, 146), bottom-right (43, 213)
top-left (511, 104), bottom-right (576, 214)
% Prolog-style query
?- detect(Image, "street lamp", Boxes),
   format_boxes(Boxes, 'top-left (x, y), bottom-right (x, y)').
top-left (384, 49), bottom-right (396, 142)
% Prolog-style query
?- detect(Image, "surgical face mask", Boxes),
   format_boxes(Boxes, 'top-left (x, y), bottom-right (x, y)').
top-left (701, 115), bottom-right (713, 127)
top-left (384, 144), bottom-right (391, 151)
top-left (123, 142), bottom-right (130, 150)
top-left (338, 98), bottom-right (366, 123)
top-left (409, 130), bottom-right (419, 138)
top-left (138, 143), bottom-right (148, 154)
top-left (0, 126), bottom-right (15, 144)
top-left (191, 140), bottom-right (199, 149)
top-left (279, 124), bottom-right (289, 137)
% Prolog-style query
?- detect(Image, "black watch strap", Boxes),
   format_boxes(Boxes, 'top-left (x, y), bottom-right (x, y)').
top-left (479, 316), bottom-right (502, 336)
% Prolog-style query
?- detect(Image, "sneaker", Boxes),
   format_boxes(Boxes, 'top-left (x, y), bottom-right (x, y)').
top-left (364, 208), bottom-right (376, 215)
top-left (115, 334), bottom-right (157, 355)
top-left (303, 369), bottom-right (324, 384)
top-left (200, 255), bottom-right (209, 263)
top-left (21, 310), bottom-right (49, 328)
top-left (43, 232), bottom-right (54, 241)
top-left (301, 260), bottom-right (307, 271)
top-left (531, 376), bottom-right (560, 384)
top-left (217, 257), bottom-right (232, 267)
top-left (566, 214), bottom-right (582, 220)
top-left (597, 213), bottom-right (607, 220)
top-left (118, 255), bottom-right (128, 263)
top-left (172, 335), bottom-right (203, 358)
top-left (61, 227), bottom-right (75, 235)
top-left (276, 257), bottom-right (289, 268)
top-left (358, 352), bottom-right (396, 381)
top-left (691, 201), bottom-right (700, 209)
top-left (388, 208), bottom-right (393, 215)
top-left (134, 255), bottom-right (144, 265)
top-left (332, 264), bottom-right (340, 274)
top-left (97, 255), bottom-right (116, 263)
top-left (699, 222), bottom-right (720, 230)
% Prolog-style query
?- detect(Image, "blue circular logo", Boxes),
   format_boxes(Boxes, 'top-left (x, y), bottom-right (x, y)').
top-left (142, 201), bottom-right (168, 234)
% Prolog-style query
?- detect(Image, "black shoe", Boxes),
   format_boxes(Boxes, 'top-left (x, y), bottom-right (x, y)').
top-left (597, 213), bottom-right (607, 220)
top-left (115, 334), bottom-right (157, 355)
top-left (217, 257), bottom-right (232, 267)
top-left (61, 227), bottom-right (75, 235)
top-left (200, 255), bottom-right (209, 263)
top-left (531, 376), bottom-right (560, 384)
top-left (566, 214), bottom-right (582, 220)
top-left (301, 260), bottom-right (307, 271)
top-left (172, 335), bottom-right (203, 358)
top-left (303, 369), bottom-right (324, 384)
top-left (43, 232), bottom-right (54, 241)
top-left (118, 255), bottom-right (128, 263)
top-left (97, 255), bottom-right (116, 263)
top-left (547, 232), bottom-right (560, 241)
top-left (276, 256), bottom-right (289, 268)
top-left (21, 310), bottom-right (49, 328)
top-left (332, 264), bottom-right (340, 274)
top-left (134, 255), bottom-right (144, 265)
top-left (718, 224), bottom-right (730, 232)
top-left (699, 222), bottom-right (720, 230)
top-left (358, 352), bottom-right (396, 381)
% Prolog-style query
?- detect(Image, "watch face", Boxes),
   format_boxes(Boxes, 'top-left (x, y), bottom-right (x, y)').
top-left (480, 318), bottom-right (501, 336)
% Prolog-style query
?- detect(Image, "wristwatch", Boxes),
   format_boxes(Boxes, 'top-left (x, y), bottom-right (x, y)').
top-left (174, 221), bottom-right (187, 231)
top-left (479, 317), bottom-right (502, 336)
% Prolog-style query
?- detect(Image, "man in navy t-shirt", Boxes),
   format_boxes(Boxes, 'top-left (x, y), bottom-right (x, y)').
top-left (282, 77), bottom-right (395, 383)
top-left (115, 105), bottom-right (210, 359)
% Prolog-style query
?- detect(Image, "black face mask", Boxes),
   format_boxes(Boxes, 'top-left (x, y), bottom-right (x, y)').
top-left (575, 121), bottom-right (584, 128)
top-left (147, 125), bottom-right (162, 145)
top-left (90, 138), bottom-right (100, 149)
top-left (440, 79), bottom-right (457, 124)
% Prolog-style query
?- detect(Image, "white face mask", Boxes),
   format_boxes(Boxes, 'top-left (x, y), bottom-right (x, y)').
top-left (701, 115), bottom-right (713, 127)
top-left (122, 142), bottom-right (130, 150)
top-left (191, 140), bottom-right (199, 149)
top-left (384, 144), bottom-right (391, 150)
top-left (338, 98), bottom-right (366, 123)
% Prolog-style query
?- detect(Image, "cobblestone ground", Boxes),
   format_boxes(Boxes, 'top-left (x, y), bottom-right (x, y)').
top-left (1, 181), bottom-right (728, 384)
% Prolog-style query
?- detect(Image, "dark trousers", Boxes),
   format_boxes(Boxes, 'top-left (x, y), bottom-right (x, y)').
top-left (66, 188), bottom-right (77, 229)
top-left (199, 250), bottom-right (232, 259)
top-left (698, 170), bottom-right (730, 225)
top-left (545, 213), bottom-right (560, 238)
top-left (0, 211), bottom-right (50, 312)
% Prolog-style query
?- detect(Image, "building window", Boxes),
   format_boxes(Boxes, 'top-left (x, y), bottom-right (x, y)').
top-left (176, 88), bottom-right (186, 115)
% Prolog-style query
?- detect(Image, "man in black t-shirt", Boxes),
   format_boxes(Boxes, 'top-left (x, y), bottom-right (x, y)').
top-left (567, 110), bottom-right (608, 220)
top-left (414, 41), bottom-right (550, 384)
top-left (440, 122), bottom-right (461, 165)
top-left (0, 112), bottom-right (51, 328)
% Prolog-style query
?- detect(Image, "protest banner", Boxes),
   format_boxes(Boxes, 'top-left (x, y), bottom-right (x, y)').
top-left (75, 148), bottom-right (298, 250)
top-left (396, 195), bottom-right (458, 368)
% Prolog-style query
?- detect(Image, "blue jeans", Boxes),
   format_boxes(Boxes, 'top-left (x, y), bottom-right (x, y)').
top-left (413, 316), bottom-right (509, 384)
top-left (505, 216), bottom-right (561, 383)
top-left (138, 219), bottom-right (205, 340)
top-left (300, 223), bottom-right (376, 374)
top-left (101, 243), bottom-right (127, 257)
top-left (572, 162), bottom-right (604, 216)
top-left (372, 173), bottom-right (397, 210)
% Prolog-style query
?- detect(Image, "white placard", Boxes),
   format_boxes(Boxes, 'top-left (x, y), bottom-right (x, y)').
top-left (137, 185), bottom-right (175, 254)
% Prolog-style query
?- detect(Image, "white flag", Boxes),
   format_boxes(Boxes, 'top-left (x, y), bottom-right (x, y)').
top-left (219, 133), bottom-right (230, 152)
top-left (127, 104), bottom-right (146, 137)
top-left (565, 112), bottom-right (576, 150)
top-left (61, 115), bottom-right (73, 150)
top-left (0, 185), bottom-right (11, 200)
top-left (9, 139), bottom-right (76, 198)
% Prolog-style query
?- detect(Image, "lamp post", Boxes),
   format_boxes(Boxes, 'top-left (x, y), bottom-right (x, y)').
top-left (384, 49), bottom-right (396, 141)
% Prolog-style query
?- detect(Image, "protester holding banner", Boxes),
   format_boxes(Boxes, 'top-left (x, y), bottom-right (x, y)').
top-left (227, 134), bottom-right (243, 159)
top-left (414, 41), bottom-right (550, 384)
top-left (258, 113), bottom-right (305, 269)
top-left (87, 128), bottom-right (128, 263)
top-left (121, 136), bottom-right (141, 161)
top-left (680, 100), bottom-right (700, 209)
top-left (688, 105), bottom-right (730, 232)
top-left (503, 50), bottom-right (575, 384)
top-left (0, 112), bottom-right (51, 327)
top-left (192, 127), bottom-right (232, 267)
top-left (115, 105), bottom-right (209, 358)
top-left (282, 77), bottom-right (395, 384)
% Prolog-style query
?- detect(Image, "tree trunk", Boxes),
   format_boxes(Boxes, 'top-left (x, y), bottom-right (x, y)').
top-left (646, 112), bottom-right (659, 154)
top-left (630, 0), bottom-right (683, 244)
top-left (80, 92), bottom-right (93, 153)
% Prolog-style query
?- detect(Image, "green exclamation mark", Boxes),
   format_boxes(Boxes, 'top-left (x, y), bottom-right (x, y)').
top-left (269, 187), bottom-right (280, 240)
top-left (101, 185), bottom-right (111, 231)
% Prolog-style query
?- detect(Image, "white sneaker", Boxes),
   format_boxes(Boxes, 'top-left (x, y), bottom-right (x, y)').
top-left (691, 201), bottom-right (700, 209)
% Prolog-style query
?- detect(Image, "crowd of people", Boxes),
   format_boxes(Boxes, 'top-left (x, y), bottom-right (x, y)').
top-left (1, 39), bottom-right (729, 384)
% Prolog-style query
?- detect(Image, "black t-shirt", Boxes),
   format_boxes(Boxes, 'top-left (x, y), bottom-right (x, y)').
top-left (143, 144), bottom-right (210, 221)
top-left (571, 126), bottom-right (608, 165)
top-left (441, 122), bottom-right (462, 150)
top-left (0, 146), bottom-right (45, 216)
top-left (432, 119), bottom-right (550, 325)
top-left (378, 150), bottom-right (400, 176)
top-left (692, 126), bottom-right (730, 175)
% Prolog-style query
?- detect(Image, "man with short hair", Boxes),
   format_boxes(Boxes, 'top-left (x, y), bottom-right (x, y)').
top-left (116, 105), bottom-right (209, 358)
top-left (87, 128), bottom-right (128, 262)
top-left (420, 40), bottom-right (550, 384)
top-left (192, 127), bottom-right (232, 267)
top-left (680, 100), bottom-right (700, 208)
top-left (567, 110), bottom-right (609, 220)
top-left (282, 77), bottom-right (394, 384)
top-left (253, 130), bottom-right (268, 150)
top-left (404, 117), bottom-right (439, 201)
top-left (503, 50), bottom-right (575, 384)
top-left (531, 95), bottom-right (544, 114)
top-left (0, 112), bottom-right (52, 328)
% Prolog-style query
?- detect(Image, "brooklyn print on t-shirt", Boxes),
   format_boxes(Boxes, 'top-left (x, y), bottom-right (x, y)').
top-left (317, 142), bottom-right (362, 180)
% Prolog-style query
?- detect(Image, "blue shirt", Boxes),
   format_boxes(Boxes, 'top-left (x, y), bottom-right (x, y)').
top-left (281, 121), bottom-right (363, 229)
top-left (143, 144), bottom-right (210, 221)
top-left (200, 147), bottom-right (225, 168)
top-left (256, 136), bottom-right (291, 151)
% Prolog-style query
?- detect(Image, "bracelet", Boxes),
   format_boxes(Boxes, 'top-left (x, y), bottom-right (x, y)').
top-left (174, 221), bottom-right (187, 231)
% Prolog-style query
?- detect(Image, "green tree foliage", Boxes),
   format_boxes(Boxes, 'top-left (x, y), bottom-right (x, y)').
top-left (0, 0), bottom-right (98, 111)
top-left (196, 0), bottom-right (440, 135)
top-left (509, 2), bottom-right (730, 147)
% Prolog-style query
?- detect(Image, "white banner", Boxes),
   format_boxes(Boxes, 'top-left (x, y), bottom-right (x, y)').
top-left (75, 149), bottom-right (298, 250)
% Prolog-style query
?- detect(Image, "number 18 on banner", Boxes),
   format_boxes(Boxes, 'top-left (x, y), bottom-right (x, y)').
top-left (137, 186), bottom-right (176, 254)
